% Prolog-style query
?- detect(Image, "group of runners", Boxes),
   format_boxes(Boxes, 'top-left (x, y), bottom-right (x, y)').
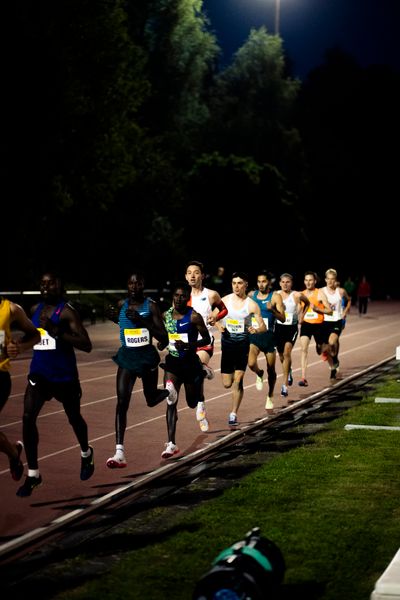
top-left (1, 263), bottom-right (351, 495)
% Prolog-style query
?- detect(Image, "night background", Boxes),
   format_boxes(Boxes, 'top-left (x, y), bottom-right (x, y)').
top-left (4, 0), bottom-right (400, 297)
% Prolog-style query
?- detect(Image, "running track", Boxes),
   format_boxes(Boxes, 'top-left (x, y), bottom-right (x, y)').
top-left (1, 301), bottom-right (399, 543)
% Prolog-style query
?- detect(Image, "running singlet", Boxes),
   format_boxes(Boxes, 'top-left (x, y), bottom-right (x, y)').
top-left (0, 298), bottom-right (11, 372)
top-left (188, 288), bottom-right (215, 342)
top-left (323, 286), bottom-right (343, 322)
top-left (164, 307), bottom-right (198, 358)
top-left (223, 297), bottom-right (252, 343)
top-left (303, 289), bottom-right (324, 324)
top-left (30, 301), bottom-right (78, 382)
top-left (251, 291), bottom-right (275, 331)
top-left (276, 291), bottom-right (298, 326)
top-left (119, 298), bottom-right (152, 348)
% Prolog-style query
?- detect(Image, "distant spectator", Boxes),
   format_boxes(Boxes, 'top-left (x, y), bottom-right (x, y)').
top-left (357, 275), bottom-right (371, 316)
top-left (343, 276), bottom-right (356, 306)
top-left (210, 266), bottom-right (226, 296)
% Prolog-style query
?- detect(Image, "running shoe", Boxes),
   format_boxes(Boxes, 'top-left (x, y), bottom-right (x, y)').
top-left (165, 380), bottom-right (178, 405)
top-left (288, 369), bottom-right (293, 386)
top-left (298, 378), bottom-right (308, 387)
top-left (330, 368), bottom-right (337, 380)
top-left (9, 441), bottom-right (24, 481)
top-left (265, 397), bottom-right (274, 410)
top-left (80, 446), bottom-right (95, 481)
top-left (280, 385), bottom-right (288, 398)
top-left (106, 453), bottom-right (127, 469)
top-left (146, 389), bottom-right (170, 407)
top-left (196, 402), bottom-right (209, 432)
top-left (256, 370), bottom-right (264, 391)
top-left (202, 364), bottom-right (215, 380)
top-left (196, 402), bottom-right (206, 421)
top-left (228, 412), bottom-right (238, 426)
top-left (16, 474), bottom-right (42, 497)
top-left (199, 418), bottom-right (209, 432)
top-left (161, 442), bottom-right (179, 459)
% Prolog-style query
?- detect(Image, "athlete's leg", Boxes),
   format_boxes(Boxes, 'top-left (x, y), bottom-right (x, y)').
top-left (247, 344), bottom-right (263, 378)
top-left (62, 382), bottom-right (90, 452)
top-left (0, 372), bottom-right (19, 463)
top-left (164, 372), bottom-right (181, 444)
top-left (299, 335), bottom-right (311, 381)
top-left (142, 366), bottom-right (169, 406)
top-left (265, 351), bottom-right (277, 397)
top-left (114, 367), bottom-right (136, 445)
top-left (22, 381), bottom-right (47, 470)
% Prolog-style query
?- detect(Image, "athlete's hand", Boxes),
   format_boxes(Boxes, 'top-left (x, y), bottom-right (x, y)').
top-left (126, 307), bottom-right (144, 323)
top-left (6, 340), bottom-right (20, 359)
top-left (105, 305), bottom-right (119, 323)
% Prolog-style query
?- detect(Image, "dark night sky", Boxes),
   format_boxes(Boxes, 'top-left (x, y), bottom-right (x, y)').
top-left (203, 0), bottom-right (400, 78)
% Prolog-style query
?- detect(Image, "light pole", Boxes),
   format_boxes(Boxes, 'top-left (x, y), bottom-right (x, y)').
top-left (275, 0), bottom-right (281, 35)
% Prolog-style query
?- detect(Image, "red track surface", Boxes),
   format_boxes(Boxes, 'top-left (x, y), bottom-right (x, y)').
top-left (1, 301), bottom-right (400, 543)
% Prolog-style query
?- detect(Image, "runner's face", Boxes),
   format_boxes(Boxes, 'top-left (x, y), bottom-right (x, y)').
top-left (185, 266), bottom-right (203, 288)
top-left (257, 276), bottom-right (269, 293)
top-left (325, 274), bottom-right (337, 289)
top-left (232, 278), bottom-right (247, 296)
top-left (304, 275), bottom-right (316, 290)
top-left (127, 275), bottom-right (144, 300)
top-left (173, 288), bottom-right (190, 312)
top-left (40, 274), bottom-right (61, 301)
top-left (280, 277), bottom-right (292, 292)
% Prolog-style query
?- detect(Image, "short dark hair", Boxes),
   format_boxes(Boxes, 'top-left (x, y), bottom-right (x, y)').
top-left (232, 271), bottom-right (249, 282)
top-left (172, 281), bottom-right (191, 295)
top-left (304, 270), bottom-right (318, 281)
top-left (185, 260), bottom-right (204, 273)
top-left (257, 269), bottom-right (273, 280)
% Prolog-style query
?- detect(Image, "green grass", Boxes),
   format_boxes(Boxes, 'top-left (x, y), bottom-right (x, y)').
top-left (52, 368), bottom-right (400, 600)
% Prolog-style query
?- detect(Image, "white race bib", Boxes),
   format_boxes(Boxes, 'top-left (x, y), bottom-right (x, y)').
top-left (281, 312), bottom-right (293, 325)
top-left (251, 317), bottom-right (269, 330)
top-left (0, 329), bottom-right (5, 357)
top-left (34, 328), bottom-right (57, 350)
top-left (124, 328), bottom-right (150, 347)
top-left (305, 309), bottom-right (319, 321)
top-left (324, 310), bottom-right (340, 322)
top-left (168, 332), bottom-right (188, 352)
top-left (226, 318), bottom-right (245, 334)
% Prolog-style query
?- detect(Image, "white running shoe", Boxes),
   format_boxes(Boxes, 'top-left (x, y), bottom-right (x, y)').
top-left (106, 453), bottom-right (127, 469)
top-left (265, 396), bottom-right (274, 410)
top-left (165, 380), bottom-right (178, 405)
top-left (228, 412), bottom-right (238, 426)
top-left (196, 402), bottom-right (206, 421)
top-left (256, 370), bottom-right (264, 391)
top-left (199, 417), bottom-right (209, 432)
top-left (161, 442), bottom-right (179, 459)
top-left (196, 402), bottom-right (209, 432)
top-left (202, 364), bottom-right (215, 380)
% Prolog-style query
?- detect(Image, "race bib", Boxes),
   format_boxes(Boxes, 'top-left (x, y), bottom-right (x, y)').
top-left (251, 317), bottom-right (269, 330)
top-left (168, 332), bottom-right (188, 352)
top-left (0, 329), bottom-right (5, 358)
top-left (324, 310), bottom-right (340, 322)
top-left (277, 311), bottom-right (293, 325)
top-left (305, 309), bottom-right (319, 321)
top-left (226, 318), bottom-right (245, 334)
top-left (34, 327), bottom-right (57, 350)
top-left (124, 328), bottom-right (150, 347)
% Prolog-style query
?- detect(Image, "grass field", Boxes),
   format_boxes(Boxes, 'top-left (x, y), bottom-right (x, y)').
top-left (20, 366), bottom-right (400, 600)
